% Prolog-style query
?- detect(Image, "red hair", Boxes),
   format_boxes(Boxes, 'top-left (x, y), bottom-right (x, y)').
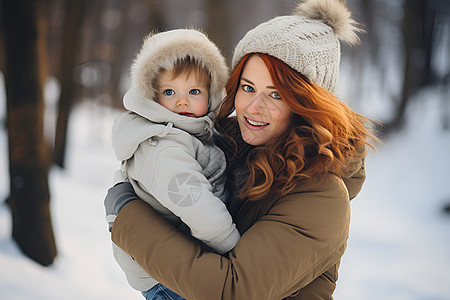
top-left (216, 53), bottom-right (375, 201)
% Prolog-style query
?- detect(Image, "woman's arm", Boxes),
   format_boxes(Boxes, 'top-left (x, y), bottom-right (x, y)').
top-left (131, 144), bottom-right (240, 254)
top-left (111, 175), bottom-right (351, 300)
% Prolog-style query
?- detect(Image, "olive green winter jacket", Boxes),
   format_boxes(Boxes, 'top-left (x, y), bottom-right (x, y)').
top-left (111, 121), bottom-right (366, 300)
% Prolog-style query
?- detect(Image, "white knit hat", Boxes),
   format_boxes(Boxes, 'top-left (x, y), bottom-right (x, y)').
top-left (232, 0), bottom-right (362, 93)
top-left (131, 29), bottom-right (228, 112)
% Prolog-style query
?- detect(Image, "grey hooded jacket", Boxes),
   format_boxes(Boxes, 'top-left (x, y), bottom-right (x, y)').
top-left (109, 29), bottom-right (239, 291)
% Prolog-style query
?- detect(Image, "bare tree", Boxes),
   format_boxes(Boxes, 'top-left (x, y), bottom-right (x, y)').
top-left (205, 0), bottom-right (231, 63)
top-left (54, 0), bottom-right (87, 168)
top-left (0, 0), bottom-right (57, 266)
top-left (383, 0), bottom-right (449, 133)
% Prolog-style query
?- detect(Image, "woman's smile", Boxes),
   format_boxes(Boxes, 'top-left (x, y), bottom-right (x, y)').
top-left (245, 116), bottom-right (269, 128)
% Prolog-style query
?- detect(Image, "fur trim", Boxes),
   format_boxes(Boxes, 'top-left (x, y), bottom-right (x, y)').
top-left (130, 29), bottom-right (228, 112)
top-left (294, 0), bottom-right (363, 46)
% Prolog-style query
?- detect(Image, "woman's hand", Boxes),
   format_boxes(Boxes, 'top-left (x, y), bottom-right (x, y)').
top-left (104, 182), bottom-right (138, 231)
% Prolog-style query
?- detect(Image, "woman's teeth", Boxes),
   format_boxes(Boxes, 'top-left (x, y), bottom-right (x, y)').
top-left (246, 118), bottom-right (268, 126)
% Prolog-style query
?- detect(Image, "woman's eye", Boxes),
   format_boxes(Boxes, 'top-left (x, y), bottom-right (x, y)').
top-left (189, 89), bottom-right (200, 95)
top-left (242, 85), bottom-right (254, 92)
top-left (271, 91), bottom-right (281, 99)
top-left (163, 89), bottom-right (175, 96)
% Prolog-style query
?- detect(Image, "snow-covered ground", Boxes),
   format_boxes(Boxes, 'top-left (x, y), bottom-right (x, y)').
top-left (1, 79), bottom-right (450, 299)
top-left (335, 88), bottom-right (450, 300)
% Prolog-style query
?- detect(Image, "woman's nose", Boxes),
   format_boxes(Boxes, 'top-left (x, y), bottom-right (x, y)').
top-left (246, 93), bottom-right (266, 113)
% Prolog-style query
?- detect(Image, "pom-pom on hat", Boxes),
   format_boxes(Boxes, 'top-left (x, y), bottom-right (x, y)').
top-left (232, 0), bottom-right (363, 93)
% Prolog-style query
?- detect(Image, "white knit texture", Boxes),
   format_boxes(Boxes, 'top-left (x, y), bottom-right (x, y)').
top-left (232, 15), bottom-right (340, 93)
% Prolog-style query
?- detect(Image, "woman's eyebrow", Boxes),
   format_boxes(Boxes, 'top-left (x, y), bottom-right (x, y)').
top-left (241, 77), bottom-right (254, 85)
top-left (241, 77), bottom-right (276, 90)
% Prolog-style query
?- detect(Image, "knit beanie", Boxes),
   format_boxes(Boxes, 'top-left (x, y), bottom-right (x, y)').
top-left (131, 29), bottom-right (228, 112)
top-left (232, 0), bottom-right (362, 93)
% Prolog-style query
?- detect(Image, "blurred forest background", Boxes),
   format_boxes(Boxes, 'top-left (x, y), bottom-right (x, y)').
top-left (0, 0), bottom-right (449, 268)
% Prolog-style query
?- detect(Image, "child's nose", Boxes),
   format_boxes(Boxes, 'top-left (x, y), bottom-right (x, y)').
top-left (176, 96), bottom-right (189, 106)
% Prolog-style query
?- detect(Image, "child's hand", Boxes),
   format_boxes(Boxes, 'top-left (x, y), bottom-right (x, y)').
top-left (104, 182), bottom-right (138, 231)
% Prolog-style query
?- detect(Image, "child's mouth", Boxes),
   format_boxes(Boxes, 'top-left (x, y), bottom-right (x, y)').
top-left (178, 112), bottom-right (195, 117)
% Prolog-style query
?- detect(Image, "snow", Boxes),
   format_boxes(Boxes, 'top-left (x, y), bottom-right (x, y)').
top-left (334, 88), bottom-right (450, 300)
top-left (0, 96), bottom-right (141, 299)
top-left (1, 78), bottom-right (450, 299)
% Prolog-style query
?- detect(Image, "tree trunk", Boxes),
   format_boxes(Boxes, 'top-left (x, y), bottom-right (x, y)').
top-left (384, 0), bottom-right (433, 133)
top-left (0, 7), bottom-right (4, 73)
top-left (1, 0), bottom-right (57, 266)
top-left (205, 0), bottom-right (231, 63)
top-left (54, 0), bottom-right (86, 168)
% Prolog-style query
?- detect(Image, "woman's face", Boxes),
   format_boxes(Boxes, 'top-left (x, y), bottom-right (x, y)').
top-left (234, 55), bottom-right (293, 146)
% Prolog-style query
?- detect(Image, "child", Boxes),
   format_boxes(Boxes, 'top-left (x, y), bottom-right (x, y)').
top-left (107, 29), bottom-right (240, 299)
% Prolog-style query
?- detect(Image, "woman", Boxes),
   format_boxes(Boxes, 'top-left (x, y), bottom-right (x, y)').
top-left (105, 0), bottom-right (375, 298)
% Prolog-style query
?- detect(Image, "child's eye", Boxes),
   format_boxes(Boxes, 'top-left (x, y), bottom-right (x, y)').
top-left (242, 85), bottom-right (254, 93)
top-left (163, 89), bottom-right (175, 96)
top-left (271, 91), bottom-right (281, 100)
top-left (189, 89), bottom-right (201, 95)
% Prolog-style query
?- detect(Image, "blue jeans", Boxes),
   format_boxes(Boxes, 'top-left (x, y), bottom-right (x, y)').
top-left (141, 283), bottom-right (186, 300)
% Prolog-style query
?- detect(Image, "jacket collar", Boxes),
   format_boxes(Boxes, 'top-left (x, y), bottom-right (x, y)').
top-left (123, 88), bottom-right (215, 142)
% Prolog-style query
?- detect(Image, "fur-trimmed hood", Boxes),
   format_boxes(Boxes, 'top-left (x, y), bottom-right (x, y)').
top-left (130, 29), bottom-right (229, 113)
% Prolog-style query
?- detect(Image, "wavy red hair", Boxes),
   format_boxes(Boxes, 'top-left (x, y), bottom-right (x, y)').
top-left (216, 53), bottom-right (375, 201)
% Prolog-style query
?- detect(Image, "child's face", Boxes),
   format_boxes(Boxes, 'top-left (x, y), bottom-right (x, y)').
top-left (156, 69), bottom-right (209, 118)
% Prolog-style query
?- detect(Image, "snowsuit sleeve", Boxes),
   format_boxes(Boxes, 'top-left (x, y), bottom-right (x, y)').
top-left (111, 175), bottom-right (351, 300)
top-left (129, 139), bottom-right (240, 254)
